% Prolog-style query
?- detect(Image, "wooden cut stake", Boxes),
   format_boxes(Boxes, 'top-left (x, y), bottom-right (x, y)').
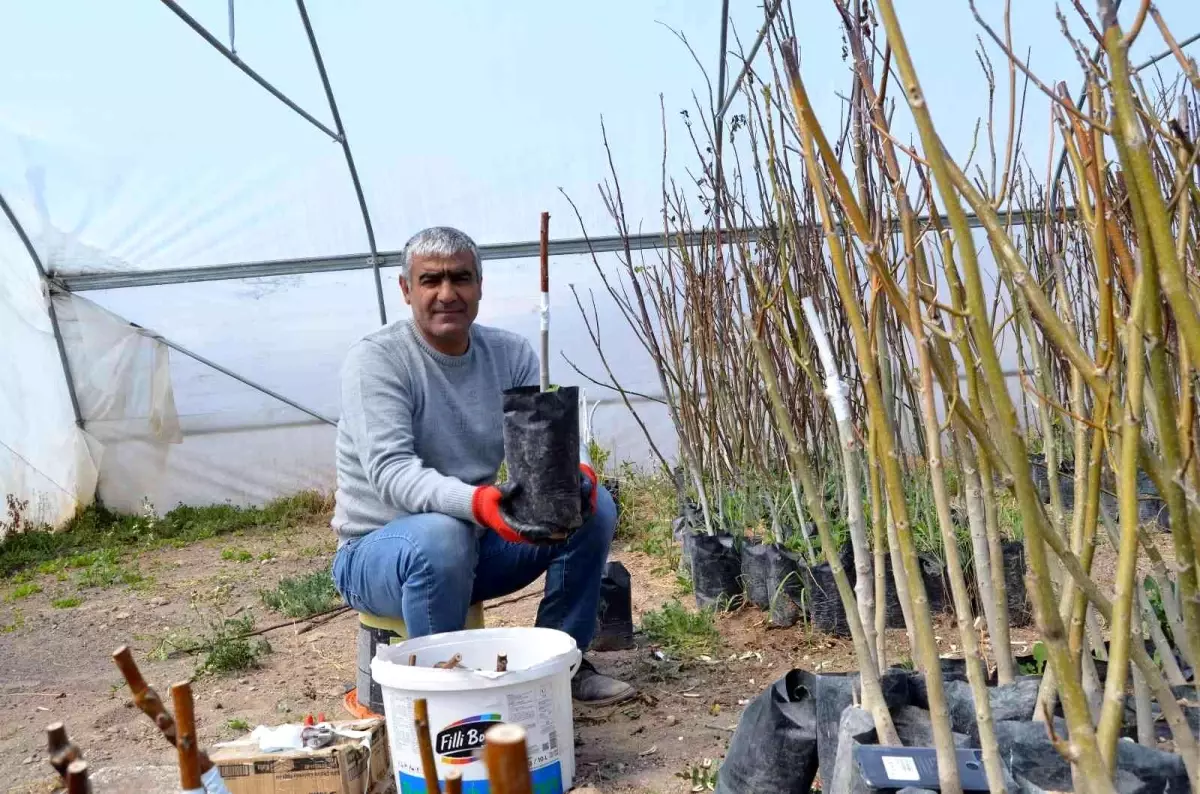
top-left (414, 698), bottom-right (441, 792)
top-left (65, 759), bottom-right (90, 794)
top-left (484, 723), bottom-right (534, 794)
top-left (433, 652), bottom-right (463, 669)
top-left (170, 681), bottom-right (202, 791)
top-left (112, 646), bottom-right (214, 772)
top-left (46, 721), bottom-right (81, 779)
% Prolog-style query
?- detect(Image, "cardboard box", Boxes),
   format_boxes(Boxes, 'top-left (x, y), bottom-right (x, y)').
top-left (211, 718), bottom-right (396, 794)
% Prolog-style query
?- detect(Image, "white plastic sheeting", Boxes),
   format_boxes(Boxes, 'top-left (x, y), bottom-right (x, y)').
top-left (0, 233), bottom-right (98, 528)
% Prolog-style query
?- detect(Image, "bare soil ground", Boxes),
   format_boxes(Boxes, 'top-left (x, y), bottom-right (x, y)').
top-left (2, 515), bottom-right (1056, 793)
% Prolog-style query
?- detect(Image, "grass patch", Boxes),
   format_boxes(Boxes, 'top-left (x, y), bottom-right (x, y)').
top-left (1, 610), bottom-right (25, 633)
top-left (261, 571), bottom-right (340, 619)
top-left (75, 550), bottom-right (146, 590)
top-left (641, 599), bottom-right (720, 658)
top-left (8, 569), bottom-right (35, 585)
top-left (51, 595), bottom-right (83, 609)
top-left (612, 464), bottom-right (677, 548)
top-left (221, 547), bottom-right (253, 563)
top-left (0, 491), bottom-right (333, 578)
top-left (996, 491), bottom-right (1025, 540)
top-left (226, 718), bottom-right (251, 732)
top-left (298, 543), bottom-right (332, 559)
top-left (146, 628), bottom-right (201, 661)
top-left (7, 582), bottom-right (42, 601)
top-left (198, 615), bottom-right (271, 676)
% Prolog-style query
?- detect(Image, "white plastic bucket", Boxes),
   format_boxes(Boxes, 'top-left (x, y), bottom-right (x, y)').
top-left (371, 627), bottom-right (582, 794)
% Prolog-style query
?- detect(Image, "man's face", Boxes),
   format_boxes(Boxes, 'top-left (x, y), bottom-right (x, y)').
top-left (400, 251), bottom-right (481, 350)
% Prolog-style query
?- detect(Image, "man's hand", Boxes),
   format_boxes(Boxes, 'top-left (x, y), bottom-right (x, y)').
top-left (472, 483), bottom-right (569, 545)
top-left (579, 464), bottom-right (599, 523)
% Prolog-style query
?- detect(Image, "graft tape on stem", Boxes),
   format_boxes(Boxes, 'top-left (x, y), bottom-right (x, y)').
top-left (540, 292), bottom-right (550, 332)
top-left (800, 297), bottom-right (851, 422)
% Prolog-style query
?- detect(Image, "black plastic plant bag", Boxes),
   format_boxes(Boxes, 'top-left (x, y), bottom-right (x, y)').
top-left (690, 532), bottom-right (742, 609)
top-left (674, 516), bottom-right (699, 578)
top-left (740, 539), bottom-right (773, 609)
top-left (1029, 452), bottom-right (1050, 502)
top-left (877, 552), bottom-right (910, 629)
top-left (814, 668), bottom-right (911, 793)
top-left (1002, 540), bottom-right (1033, 627)
top-left (715, 669), bottom-right (820, 794)
top-left (501, 385), bottom-right (582, 530)
top-left (918, 552), bottom-right (952, 616)
top-left (800, 544), bottom-right (856, 637)
top-left (1136, 475), bottom-right (1170, 530)
top-left (592, 561), bottom-right (635, 651)
top-left (767, 546), bottom-right (805, 628)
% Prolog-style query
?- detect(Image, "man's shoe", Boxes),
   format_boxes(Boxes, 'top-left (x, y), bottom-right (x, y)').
top-left (572, 658), bottom-right (636, 706)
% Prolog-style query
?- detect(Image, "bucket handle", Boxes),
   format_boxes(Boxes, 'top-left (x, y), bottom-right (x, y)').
top-left (567, 648), bottom-right (583, 676)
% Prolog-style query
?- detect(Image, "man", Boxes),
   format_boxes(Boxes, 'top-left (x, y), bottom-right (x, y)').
top-left (331, 225), bottom-right (634, 705)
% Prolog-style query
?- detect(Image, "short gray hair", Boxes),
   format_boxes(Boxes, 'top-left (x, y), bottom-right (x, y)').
top-left (400, 226), bottom-right (481, 282)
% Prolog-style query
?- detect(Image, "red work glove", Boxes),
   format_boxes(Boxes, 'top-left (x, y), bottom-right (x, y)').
top-left (579, 464), bottom-right (599, 521)
top-left (472, 483), bottom-right (569, 545)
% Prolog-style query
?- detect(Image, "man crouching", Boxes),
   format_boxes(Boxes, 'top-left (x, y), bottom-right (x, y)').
top-left (331, 225), bottom-right (634, 706)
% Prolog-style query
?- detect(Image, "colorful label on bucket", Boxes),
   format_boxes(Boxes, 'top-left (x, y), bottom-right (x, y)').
top-left (398, 761), bottom-right (563, 794)
top-left (436, 713), bottom-right (503, 764)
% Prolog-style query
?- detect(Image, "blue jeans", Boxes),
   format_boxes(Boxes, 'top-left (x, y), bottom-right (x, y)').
top-left (333, 486), bottom-right (617, 651)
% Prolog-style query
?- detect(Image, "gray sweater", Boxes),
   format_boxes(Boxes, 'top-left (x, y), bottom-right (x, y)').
top-left (332, 318), bottom-right (540, 543)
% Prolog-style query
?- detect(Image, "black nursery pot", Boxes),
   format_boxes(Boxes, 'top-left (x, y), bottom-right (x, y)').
top-left (918, 552), bottom-right (952, 616)
top-left (800, 544), bottom-right (857, 638)
top-left (740, 539), bottom-right (773, 609)
top-left (592, 560), bottom-right (635, 651)
top-left (715, 669), bottom-right (820, 794)
top-left (876, 553), bottom-right (910, 629)
top-left (1136, 474), bottom-right (1170, 530)
top-left (767, 546), bottom-right (806, 628)
top-left (739, 541), bottom-right (806, 623)
top-left (690, 532), bottom-right (743, 610)
top-left (675, 516), bottom-right (698, 578)
top-left (501, 385), bottom-right (582, 530)
top-left (1029, 452), bottom-right (1051, 502)
top-left (1002, 540), bottom-right (1033, 627)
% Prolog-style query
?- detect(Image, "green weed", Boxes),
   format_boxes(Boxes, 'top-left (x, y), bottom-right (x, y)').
top-left (75, 550), bottom-right (144, 589)
top-left (613, 464), bottom-right (677, 545)
top-left (147, 628), bottom-right (200, 661)
top-left (298, 544), bottom-right (332, 559)
top-left (996, 492), bottom-right (1025, 541)
top-left (51, 595), bottom-right (83, 609)
top-left (37, 559), bottom-right (67, 576)
top-left (1143, 575), bottom-right (1174, 646)
top-left (198, 615), bottom-right (271, 676)
top-left (1, 609), bottom-right (25, 633)
top-left (260, 571), bottom-right (340, 619)
top-left (0, 491), bottom-right (332, 578)
top-left (641, 599), bottom-right (720, 658)
top-left (1019, 641), bottom-right (1049, 676)
top-left (226, 718), bottom-right (251, 732)
top-left (676, 759), bottom-right (719, 791)
top-left (221, 547), bottom-right (253, 563)
top-left (7, 582), bottom-right (41, 601)
top-left (587, 438), bottom-right (611, 477)
top-left (8, 569), bottom-right (35, 585)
